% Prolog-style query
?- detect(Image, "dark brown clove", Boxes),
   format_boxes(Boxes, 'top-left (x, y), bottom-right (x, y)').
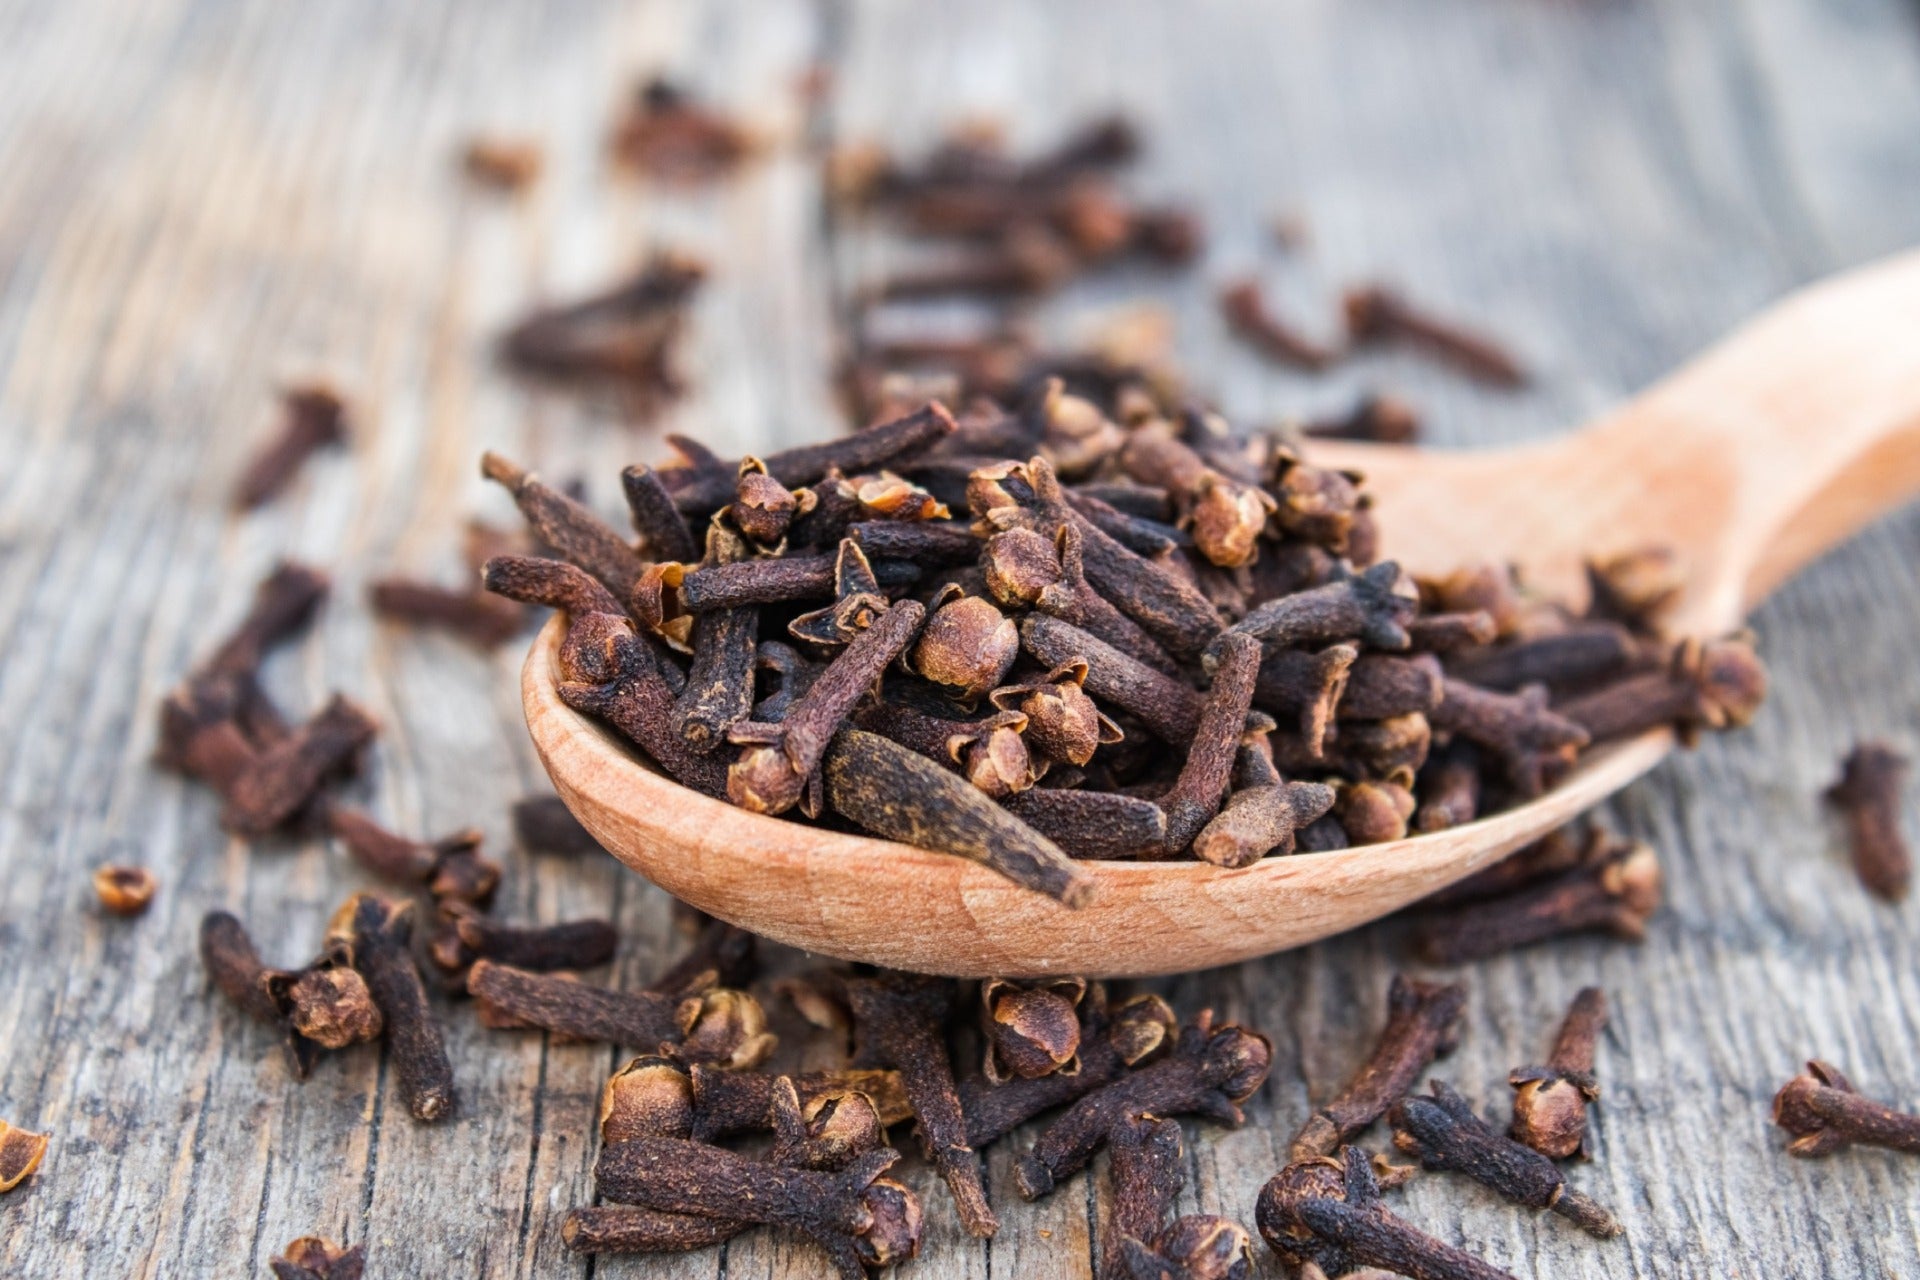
top-left (843, 973), bottom-right (998, 1237)
top-left (1119, 417), bottom-right (1276, 568)
top-left (1340, 653), bottom-right (1445, 721)
top-left (269, 1236), bottom-right (365, 1280)
top-left (1212, 561), bottom-right (1416, 667)
top-left (499, 254), bottom-right (703, 402)
top-left (647, 915), bottom-right (759, 1000)
top-left (326, 894), bottom-right (457, 1121)
top-left (610, 78), bottom-right (758, 180)
top-left (1825, 741), bottom-right (1912, 901)
top-left (1414, 837), bottom-right (1661, 963)
top-left (852, 701), bottom-right (1040, 799)
top-left (962, 991), bottom-right (1179, 1147)
top-left (1772, 1059), bottom-right (1920, 1158)
top-left (1290, 974), bottom-right (1466, 1161)
top-left (324, 809), bottom-right (492, 897)
top-left (1192, 781), bottom-right (1337, 867)
top-left (446, 911), bottom-right (618, 972)
top-left (1268, 457), bottom-right (1365, 553)
top-left (662, 402), bottom-right (958, 514)
top-left (849, 517), bottom-right (981, 565)
top-left (1257, 1147), bottom-right (1519, 1280)
top-left (0, 1121), bottom-right (49, 1194)
top-left (369, 577), bottom-right (526, 647)
top-left (222, 695), bottom-right (379, 836)
top-left (510, 794), bottom-right (601, 858)
top-left (824, 728), bottom-right (1095, 905)
top-left (1302, 394), bottom-right (1422, 445)
top-left (908, 586), bottom-right (1019, 700)
top-left (1343, 285), bottom-right (1526, 387)
top-left (1334, 779), bottom-right (1417, 846)
top-left (982, 977), bottom-right (1086, 1083)
top-left (93, 865), bottom-right (157, 916)
top-left (1423, 823), bottom-right (1600, 907)
top-left (199, 910), bottom-right (285, 1024)
top-left (672, 524), bottom-right (759, 752)
top-left (1390, 1081), bottom-right (1621, 1237)
top-left (1429, 679), bottom-right (1587, 798)
top-left (687, 1063), bottom-right (913, 1142)
top-left (467, 960), bottom-right (774, 1067)
top-left (1116, 1214), bottom-right (1255, 1280)
top-left (991, 659), bottom-right (1126, 768)
top-left (1022, 614), bottom-right (1201, 745)
top-left (620, 464), bottom-right (701, 563)
top-left (1219, 279), bottom-right (1337, 370)
top-left (986, 525), bottom-right (1180, 674)
top-left (1003, 786), bottom-right (1168, 859)
top-left (1102, 1112), bottom-right (1187, 1280)
top-left (1445, 622), bottom-right (1639, 693)
top-left (481, 452), bottom-right (649, 599)
top-left (1253, 644), bottom-right (1357, 756)
top-left (556, 612), bottom-right (730, 797)
top-left (1413, 742), bottom-right (1481, 834)
top-left (1157, 632), bottom-right (1262, 852)
top-left (1584, 546), bottom-right (1683, 635)
top-left (1015, 1010), bottom-right (1272, 1198)
top-left (1557, 634), bottom-right (1767, 746)
top-left (1406, 609), bottom-right (1500, 653)
top-left (727, 599), bottom-right (924, 815)
top-left (236, 384), bottom-right (347, 509)
top-left (481, 554), bottom-right (625, 619)
top-left (592, 1138), bottom-right (921, 1279)
top-left (1510, 986), bottom-right (1607, 1160)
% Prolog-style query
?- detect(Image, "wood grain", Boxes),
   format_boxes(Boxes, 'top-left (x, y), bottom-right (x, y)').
top-left (3, 1), bottom-right (1919, 1278)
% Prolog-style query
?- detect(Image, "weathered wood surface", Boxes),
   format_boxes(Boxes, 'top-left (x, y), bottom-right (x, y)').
top-left (2, 1), bottom-right (1918, 1277)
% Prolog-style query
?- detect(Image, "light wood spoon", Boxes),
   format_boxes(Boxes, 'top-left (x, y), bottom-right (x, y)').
top-left (524, 251), bottom-right (1920, 977)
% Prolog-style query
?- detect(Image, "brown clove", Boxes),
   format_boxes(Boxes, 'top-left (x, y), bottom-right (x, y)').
top-left (1343, 284), bottom-right (1526, 387)
top-left (1825, 741), bottom-right (1912, 901)
top-left (1289, 974), bottom-right (1465, 1161)
top-left (326, 894), bottom-right (457, 1121)
top-left (0, 1120), bottom-right (49, 1194)
top-left (236, 384), bottom-right (347, 509)
top-left (1773, 1059), bottom-right (1920, 1158)
top-left (1510, 986), bottom-right (1607, 1160)
top-left (1414, 838), bottom-right (1661, 963)
top-left (269, 1236), bottom-right (365, 1280)
top-left (982, 977), bottom-right (1086, 1083)
top-left (93, 865), bottom-right (157, 916)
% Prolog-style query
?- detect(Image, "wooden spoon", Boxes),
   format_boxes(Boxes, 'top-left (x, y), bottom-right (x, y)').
top-left (524, 252), bottom-right (1920, 977)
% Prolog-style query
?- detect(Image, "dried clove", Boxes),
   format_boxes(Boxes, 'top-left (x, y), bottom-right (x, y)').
top-left (1584, 546), bottom-right (1683, 634)
top-left (369, 577), bottom-right (526, 647)
top-left (1343, 285), bottom-right (1526, 387)
top-left (222, 695), bottom-right (378, 836)
top-left (1825, 741), bottom-right (1911, 901)
top-left (1406, 609), bottom-right (1500, 653)
top-left (1022, 614), bottom-right (1200, 745)
top-left (511, 794), bottom-right (602, 857)
top-left (727, 599), bottom-right (925, 815)
top-left (1334, 779), bottom-right (1418, 846)
top-left (1257, 1147), bottom-right (1519, 1280)
top-left (269, 1236), bottom-right (365, 1280)
top-left (556, 612), bottom-right (730, 797)
top-left (1557, 634), bottom-right (1767, 746)
top-left (481, 451), bottom-right (649, 599)
top-left (443, 911), bottom-right (618, 972)
top-left (468, 960), bottom-right (774, 1067)
top-left (1340, 653), bottom-right (1444, 721)
top-left (593, 1138), bottom-right (921, 1279)
top-left (92, 865), bottom-right (157, 916)
top-left (982, 977), bottom-right (1086, 1083)
top-left (662, 401), bottom-right (958, 515)
top-left (1102, 1112), bottom-right (1187, 1280)
top-left (1015, 1010), bottom-right (1272, 1198)
top-left (1445, 621), bottom-right (1638, 694)
top-left (1429, 679), bottom-right (1587, 798)
top-left (1413, 742), bottom-right (1481, 834)
top-left (1510, 986), bottom-right (1606, 1160)
top-left (1772, 1059), bottom-right (1920, 1158)
top-left (1192, 781), bottom-right (1337, 867)
top-left (1390, 1081), bottom-right (1621, 1236)
top-left (962, 991), bottom-right (1179, 1146)
top-left (1290, 974), bottom-right (1465, 1161)
top-left (620, 464), bottom-right (701, 563)
top-left (1219, 279), bottom-right (1337, 370)
top-left (481, 554), bottom-right (625, 618)
top-left (325, 809), bottom-right (493, 898)
top-left (1212, 561), bottom-right (1416, 665)
top-left (1414, 837), bottom-right (1661, 963)
top-left (1004, 783), bottom-right (1167, 858)
top-left (1423, 823), bottom-right (1599, 907)
top-left (1114, 1214), bottom-right (1254, 1280)
top-left (823, 728), bottom-right (1095, 904)
top-left (1156, 632), bottom-right (1262, 852)
top-left (673, 524), bottom-right (759, 751)
top-left (499, 254), bottom-right (704, 404)
top-left (0, 1121), bottom-right (48, 1193)
top-left (326, 894), bottom-right (457, 1121)
top-left (908, 585), bottom-right (1019, 700)
top-left (991, 659), bottom-right (1126, 768)
top-left (610, 78), bottom-right (758, 181)
top-left (1302, 394), bottom-right (1422, 445)
top-left (236, 384), bottom-right (347, 509)
top-left (1253, 643), bottom-right (1357, 753)
top-left (841, 972), bottom-right (997, 1236)
top-left (687, 1062), bottom-right (913, 1142)
top-left (648, 915), bottom-right (759, 1000)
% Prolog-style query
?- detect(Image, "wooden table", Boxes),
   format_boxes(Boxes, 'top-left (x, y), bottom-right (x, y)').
top-left (4, 2), bottom-right (1918, 1276)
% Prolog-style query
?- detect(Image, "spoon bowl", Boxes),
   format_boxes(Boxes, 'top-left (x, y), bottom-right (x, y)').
top-left (526, 251), bottom-right (1920, 977)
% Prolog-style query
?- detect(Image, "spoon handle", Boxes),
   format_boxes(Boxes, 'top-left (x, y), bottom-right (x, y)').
top-left (1595, 249), bottom-right (1920, 630)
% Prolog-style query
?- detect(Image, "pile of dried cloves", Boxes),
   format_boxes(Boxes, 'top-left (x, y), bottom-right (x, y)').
top-left (481, 384), bottom-right (1767, 902)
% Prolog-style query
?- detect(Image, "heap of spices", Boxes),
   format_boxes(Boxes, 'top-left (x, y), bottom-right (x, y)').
top-left (1413, 833), bottom-right (1662, 963)
top-left (235, 384), bottom-right (347, 509)
top-left (610, 78), bottom-right (759, 181)
top-left (1825, 741), bottom-right (1912, 901)
top-left (1509, 986), bottom-right (1607, 1159)
top-left (1258, 1147), bottom-right (1519, 1280)
top-left (1290, 974), bottom-right (1465, 1161)
top-left (1389, 1082), bottom-right (1621, 1237)
top-left (491, 395), bottom-right (1764, 889)
top-left (0, 1120), bottom-right (48, 1193)
top-left (269, 1237), bottom-right (365, 1280)
top-left (499, 252), bottom-right (706, 410)
top-left (1772, 1060), bottom-right (1920, 1158)
top-left (92, 865), bottom-right (157, 916)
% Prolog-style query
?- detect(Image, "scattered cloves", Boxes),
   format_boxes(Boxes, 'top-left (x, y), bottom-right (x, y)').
top-left (92, 865), bottom-right (157, 916)
top-left (511, 794), bottom-right (602, 858)
top-left (1390, 1081), bottom-right (1621, 1237)
top-left (1414, 837), bottom-right (1661, 963)
top-left (236, 384), bottom-right (347, 509)
top-left (1219, 279), bottom-right (1336, 370)
top-left (326, 893), bottom-right (457, 1121)
top-left (1343, 284), bottom-right (1526, 387)
top-left (1773, 1059), bottom-right (1920, 1158)
top-left (1290, 974), bottom-right (1465, 1161)
top-left (1825, 741), bottom-right (1912, 901)
top-left (467, 960), bottom-right (773, 1067)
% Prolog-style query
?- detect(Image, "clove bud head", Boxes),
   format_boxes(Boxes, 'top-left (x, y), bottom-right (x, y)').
top-left (1152, 1214), bottom-right (1256, 1280)
top-left (675, 988), bottom-right (777, 1069)
top-left (1109, 992), bottom-right (1180, 1066)
top-left (1210, 1024), bottom-right (1276, 1102)
top-left (274, 967), bottom-right (384, 1050)
top-left (856, 1176), bottom-right (925, 1269)
top-left (600, 1055), bottom-right (695, 1143)
top-left (803, 1091), bottom-right (887, 1169)
top-left (910, 588), bottom-right (1019, 700)
top-left (983, 978), bottom-right (1085, 1082)
top-left (982, 528), bottom-right (1063, 606)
